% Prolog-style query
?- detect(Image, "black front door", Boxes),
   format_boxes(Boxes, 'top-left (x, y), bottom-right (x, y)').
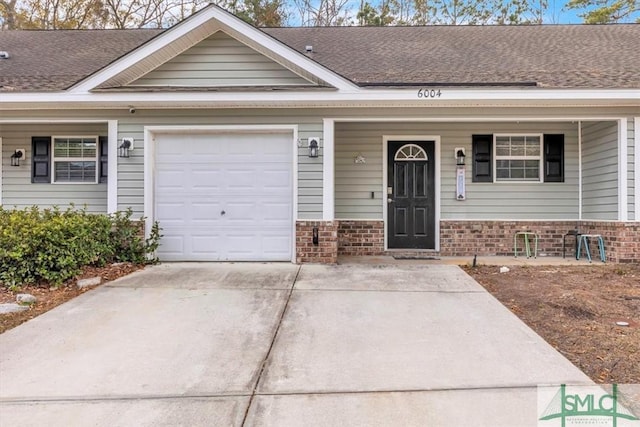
top-left (387, 141), bottom-right (435, 249)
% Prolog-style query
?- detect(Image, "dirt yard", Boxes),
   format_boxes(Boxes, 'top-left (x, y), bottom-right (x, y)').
top-left (465, 264), bottom-right (640, 384)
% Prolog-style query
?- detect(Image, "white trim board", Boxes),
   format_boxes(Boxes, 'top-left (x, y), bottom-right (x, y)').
top-left (143, 124), bottom-right (299, 263)
top-left (382, 135), bottom-right (441, 252)
top-left (0, 136), bottom-right (3, 206)
top-left (3, 89), bottom-right (640, 109)
top-left (578, 121), bottom-right (583, 220)
top-left (636, 117), bottom-right (640, 221)
top-left (618, 118), bottom-right (628, 221)
top-left (322, 119), bottom-right (335, 220)
top-left (107, 120), bottom-right (118, 213)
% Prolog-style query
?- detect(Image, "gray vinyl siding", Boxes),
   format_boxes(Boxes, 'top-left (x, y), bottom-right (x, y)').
top-left (2, 106), bottom-right (636, 221)
top-left (581, 121), bottom-right (618, 220)
top-left (0, 123), bottom-right (108, 213)
top-left (132, 31), bottom-right (313, 87)
top-left (335, 121), bottom-right (580, 220)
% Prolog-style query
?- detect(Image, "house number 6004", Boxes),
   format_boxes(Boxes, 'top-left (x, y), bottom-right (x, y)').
top-left (417, 89), bottom-right (442, 98)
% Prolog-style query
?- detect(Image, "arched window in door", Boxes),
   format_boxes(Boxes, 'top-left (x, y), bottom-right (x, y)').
top-left (394, 144), bottom-right (428, 161)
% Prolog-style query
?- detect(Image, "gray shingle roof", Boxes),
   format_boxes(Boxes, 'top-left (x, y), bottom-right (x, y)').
top-left (0, 29), bottom-right (161, 91)
top-left (1, 24), bottom-right (639, 92)
top-left (263, 25), bottom-right (640, 88)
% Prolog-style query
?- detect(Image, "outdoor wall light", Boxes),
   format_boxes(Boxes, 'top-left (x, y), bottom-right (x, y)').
top-left (455, 148), bottom-right (466, 166)
top-left (10, 149), bottom-right (24, 167)
top-left (308, 137), bottom-right (319, 158)
top-left (119, 138), bottom-right (133, 158)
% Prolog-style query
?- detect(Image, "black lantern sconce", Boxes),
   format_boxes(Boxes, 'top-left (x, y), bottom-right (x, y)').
top-left (308, 137), bottom-right (319, 158)
top-left (455, 148), bottom-right (466, 166)
top-left (10, 149), bottom-right (24, 167)
top-left (118, 138), bottom-right (133, 158)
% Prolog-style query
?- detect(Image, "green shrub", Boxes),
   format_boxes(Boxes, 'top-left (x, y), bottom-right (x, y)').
top-left (0, 206), bottom-right (162, 289)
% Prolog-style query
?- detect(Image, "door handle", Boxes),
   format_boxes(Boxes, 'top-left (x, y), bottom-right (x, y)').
top-left (387, 198), bottom-right (393, 203)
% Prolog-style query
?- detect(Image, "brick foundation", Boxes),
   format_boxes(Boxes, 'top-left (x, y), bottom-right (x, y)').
top-left (337, 220), bottom-right (385, 256)
top-left (296, 219), bottom-right (639, 264)
top-left (295, 221), bottom-right (338, 263)
top-left (579, 221), bottom-right (640, 263)
top-left (439, 220), bottom-right (640, 263)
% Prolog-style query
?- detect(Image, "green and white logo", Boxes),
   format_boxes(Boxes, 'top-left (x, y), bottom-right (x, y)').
top-left (538, 384), bottom-right (639, 427)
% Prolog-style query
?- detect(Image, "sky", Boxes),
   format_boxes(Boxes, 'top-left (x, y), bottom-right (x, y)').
top-left (545, 0), bottom-right (585, 24)
top-left (282, 0), bottom-right (605, 26)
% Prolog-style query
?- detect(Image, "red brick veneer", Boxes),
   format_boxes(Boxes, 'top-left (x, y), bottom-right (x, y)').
top-left (439, 220), bottom-right (640, 262)
top-left (295, 221), bottom-right (338, 263)
top-left (579, 221), bottom-right (640, 263)
top-left (295, 219), bottom-right (639, 263)
top-left (337, 220), bottom-right (385, 256)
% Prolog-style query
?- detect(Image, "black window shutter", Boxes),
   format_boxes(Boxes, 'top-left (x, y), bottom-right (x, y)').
top-left (472, 134), bottom-right (493, 182)
top-left (99, 136), bottom-right (108, 183)
top-left (543, 134), bottom-right (564, 182)
top-left (31, 136), bottom-right (51, 183)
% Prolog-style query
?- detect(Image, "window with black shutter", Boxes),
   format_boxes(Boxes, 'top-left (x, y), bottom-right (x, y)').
top-left (99, 136), bottom-right (108, 183)
top-left (31, 136), bottom-right (108, 184)
top-left (31, 136), bottom-right (51, 183)
top-left (543, 134), bottom-right (564, 182)
top-left (472, 134), bottom-right (493, 182)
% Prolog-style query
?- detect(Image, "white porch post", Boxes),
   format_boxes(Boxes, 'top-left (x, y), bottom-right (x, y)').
top-left (322, 119), bottom-right (335, 221)
top-left (578, 121), bottom-right (582, 220)
top-left (635, 117), bottom-right (639, 221)
top-left (107, 120), bottom-right (118, 214)
top-left (618, 118), bottom-right (628, 221)
top-left (0, 137), bottom-right (3, 206)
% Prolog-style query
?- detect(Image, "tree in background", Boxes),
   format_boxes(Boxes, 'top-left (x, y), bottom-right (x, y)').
top-left (4, 0), bottom-right (108, 29)
top-left (235, 0), bottom-right (287, 26)
top-left (291, 0), bottom-right (352, 25)
top-left (357, 1), bottom-right (394, 24)
top-left (566, 0), bottom-right (639, 22)
top-left (2, 0), bottom-right (637, 29)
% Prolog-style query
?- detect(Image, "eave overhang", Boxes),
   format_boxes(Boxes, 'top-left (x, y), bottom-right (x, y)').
top-left (1, 88), bottom-right (639, 110)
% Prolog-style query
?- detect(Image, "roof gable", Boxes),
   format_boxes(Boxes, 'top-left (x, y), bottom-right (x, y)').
top-left (71, 4), bottom-right (356, 92)
top-left (126, 30), bottom-right (314, 88)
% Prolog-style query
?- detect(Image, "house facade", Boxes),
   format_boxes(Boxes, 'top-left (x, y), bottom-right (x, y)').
top-left (1, 6), bottom-right (639, 262)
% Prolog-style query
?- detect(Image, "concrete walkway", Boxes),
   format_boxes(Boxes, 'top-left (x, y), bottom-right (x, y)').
top-left (0, 263), bottom-right (591, 426)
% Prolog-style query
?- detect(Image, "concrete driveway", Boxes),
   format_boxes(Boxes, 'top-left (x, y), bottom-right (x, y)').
top-left (0, 263), bottom-right (591, 426)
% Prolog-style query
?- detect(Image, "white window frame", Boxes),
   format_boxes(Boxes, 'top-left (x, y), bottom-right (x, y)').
top-left (493, 133), bottom-right (543, 183)
top-left (51, 135), bottom-right (99, 184)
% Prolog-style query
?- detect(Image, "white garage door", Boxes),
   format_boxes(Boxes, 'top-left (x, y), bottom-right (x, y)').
top-left (154, 132), bottom-right (293, 261)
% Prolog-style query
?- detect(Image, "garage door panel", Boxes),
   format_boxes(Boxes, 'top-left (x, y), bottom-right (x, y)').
top-left (156, 170), bottom-right (185, 190)
top-left (191, 236), bottom-right (223, 256)
top-left (155, 132), bottom-right (293, 261)
top-left (261, 169), bottom-right (292, 189)
top-left (190, 169), bottom-right (222, 188)
top-left (191, 202), bottom-right (224, 225)
top-left (156, 202), bottom-right (189, 224)
top-left (159, 235), bottom-right (185, 257)
top-left (225, 230), bottom-right (291, 260)
top-left (263, 202), bottom-right (292, 223)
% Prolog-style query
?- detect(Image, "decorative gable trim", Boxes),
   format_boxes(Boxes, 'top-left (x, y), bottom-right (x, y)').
top-left (69, 4), bottom-right (357, 93)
